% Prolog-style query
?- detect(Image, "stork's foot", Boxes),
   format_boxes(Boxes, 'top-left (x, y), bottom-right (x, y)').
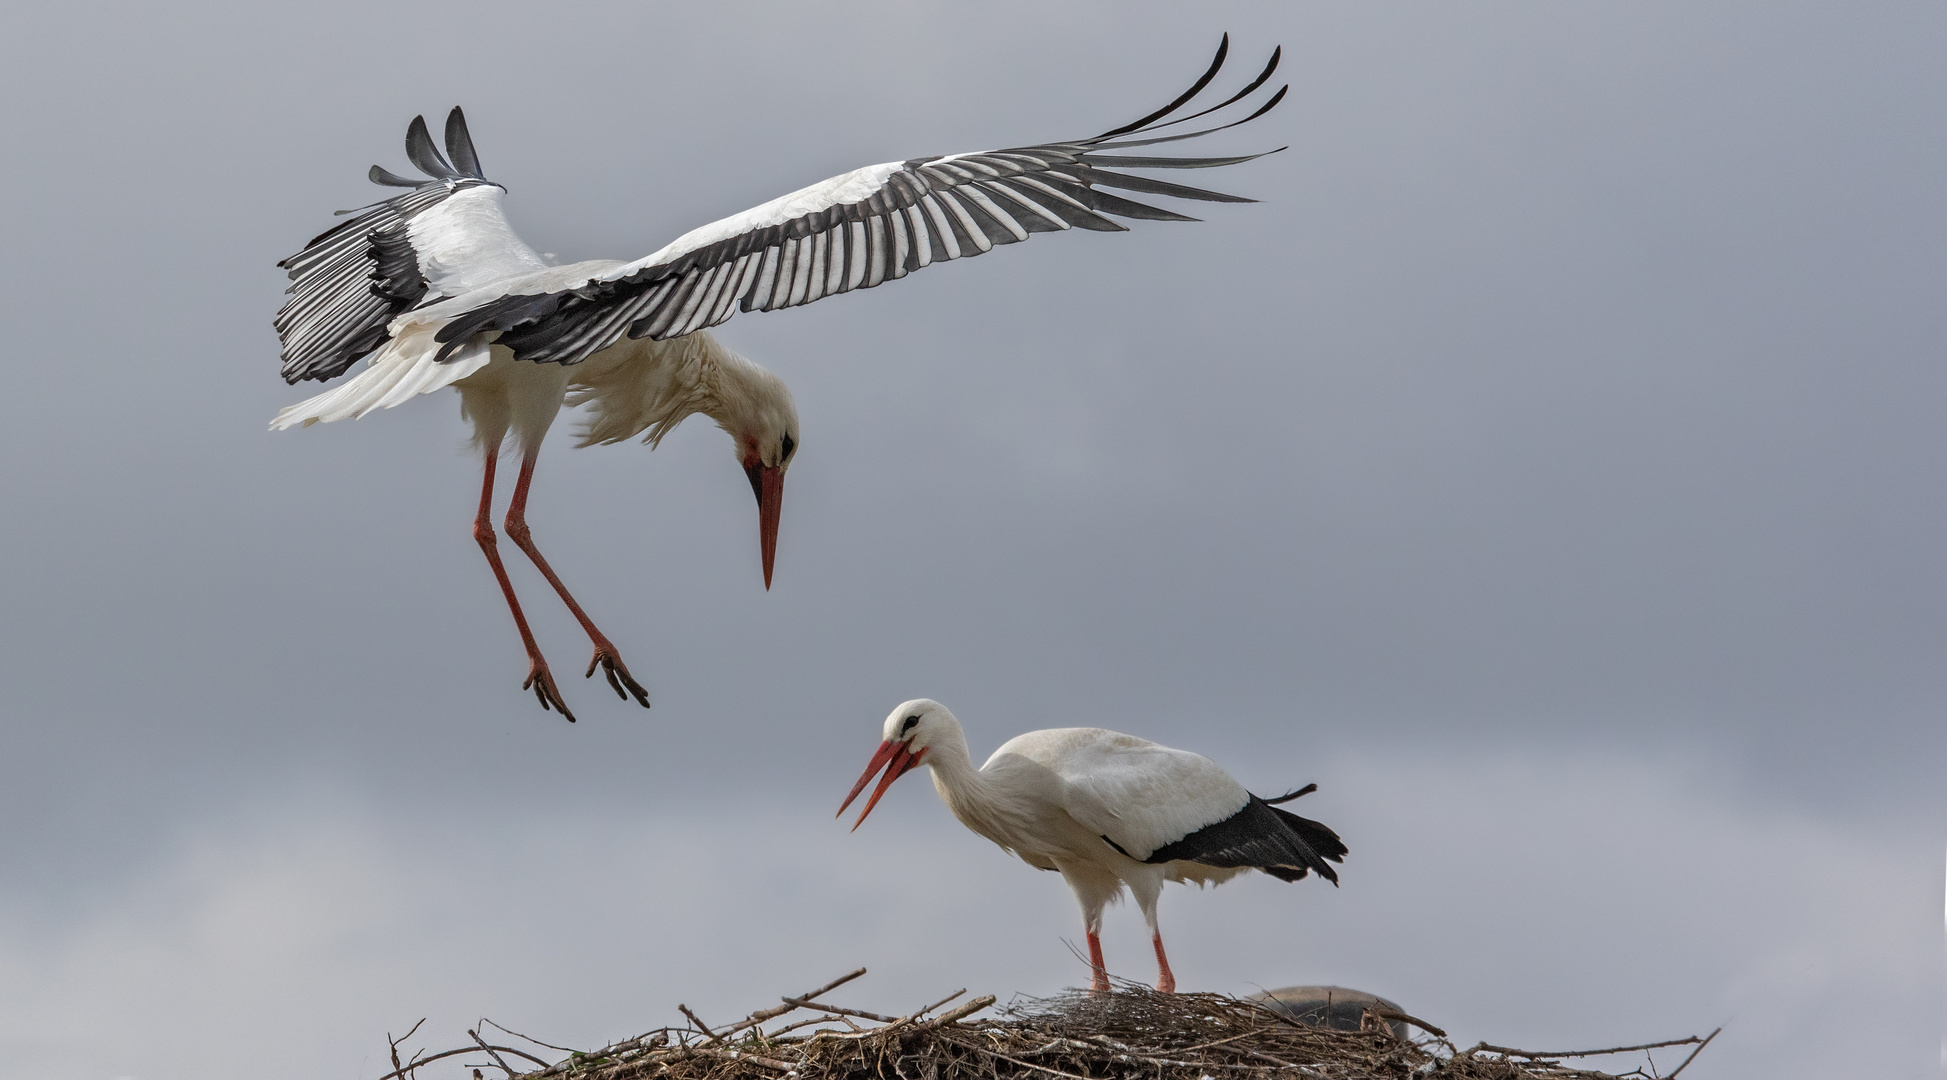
top-left (585, 644), bottom-right (651, 709)
top-left (1090, 975), bottom-right (1112, 995)
top-left (523, 660), bottom-right (577, 723)
top-left (1155, 973), bottom-right (1176, 993)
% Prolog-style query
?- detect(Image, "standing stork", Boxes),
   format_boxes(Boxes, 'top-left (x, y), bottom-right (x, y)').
top-left (840, 699), bottom-right (1346, 993)
top-left (272, 37), bottom-right (1287, 720)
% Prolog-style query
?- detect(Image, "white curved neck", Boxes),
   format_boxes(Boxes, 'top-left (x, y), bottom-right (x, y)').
top-left (923, 723), bottom-right (1030, 848)
top-left (567, 331), bottom-right (779, 449)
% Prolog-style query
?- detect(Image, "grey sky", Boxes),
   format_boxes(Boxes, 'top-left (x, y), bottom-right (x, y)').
top-left (0, 3), bottom-right (1941, 1079)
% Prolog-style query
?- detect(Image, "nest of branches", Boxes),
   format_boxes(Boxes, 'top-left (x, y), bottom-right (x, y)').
top-left (382, 968), bottom-right (1717, 1080)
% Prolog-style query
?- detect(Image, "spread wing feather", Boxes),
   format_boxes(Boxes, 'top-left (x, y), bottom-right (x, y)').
top-left (432, 36), bottom-right (1287, 367)
top-left (273, 107), bottom-right (535, 384)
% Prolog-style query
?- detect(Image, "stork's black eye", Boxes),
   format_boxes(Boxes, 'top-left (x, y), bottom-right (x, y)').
top-left (781, 433), bottom-right (796, 461)
top-left (902, 715), bottom-right (920, 733)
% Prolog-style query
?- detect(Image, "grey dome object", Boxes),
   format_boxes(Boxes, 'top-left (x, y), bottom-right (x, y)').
top-left (1248, 986), bottom-right (1408, 1040)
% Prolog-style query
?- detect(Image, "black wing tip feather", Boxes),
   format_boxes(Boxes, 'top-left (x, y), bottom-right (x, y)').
top-left (444, 107), bottom-right (484, 178)
top-left (369, 164), bottom-right (421, 188)
top-left (1092, 32), bottom-right (1231, 140)
top-left (1087, 34), bottom-right (1286, 147)
top-left (367, 108), bottom-right (490, 189)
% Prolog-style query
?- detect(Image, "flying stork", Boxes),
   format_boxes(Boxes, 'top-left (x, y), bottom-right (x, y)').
top-left (271, 38), bottom-right (1287, 721)
top-left (840, 699), bottom-right (1345, 993)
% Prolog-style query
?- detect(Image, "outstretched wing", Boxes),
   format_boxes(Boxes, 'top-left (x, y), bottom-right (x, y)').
top-left (433, 36), bottom-right (1286, 367)
top-left (273, 108), bottom-right (548, 384)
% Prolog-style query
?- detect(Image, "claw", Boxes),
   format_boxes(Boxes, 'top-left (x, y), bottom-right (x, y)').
top-left (584, 646), bottom-right (651, 710)
top-left (523, 662), bottom-right (577, 723)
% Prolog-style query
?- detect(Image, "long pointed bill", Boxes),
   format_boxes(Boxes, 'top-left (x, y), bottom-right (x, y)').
top-left (839, 740), bottom-right (925, 831)
top-left (837, 741), bottom-right (897, 818)
top-left (745, 462), bottom-right (784, 590)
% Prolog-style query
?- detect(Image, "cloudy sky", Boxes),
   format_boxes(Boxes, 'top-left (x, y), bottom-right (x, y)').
top-left (0, 3), bottom-right (1941, 1078)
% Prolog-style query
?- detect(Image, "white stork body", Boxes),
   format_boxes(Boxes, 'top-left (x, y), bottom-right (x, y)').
top-left (841, 700), bottom-right (1345, 993)
top-left (271, 38), bottom-right (1286, 719)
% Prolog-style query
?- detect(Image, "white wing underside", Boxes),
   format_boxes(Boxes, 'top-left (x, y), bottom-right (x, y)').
top-left (270, 323), bottom-right (493, 429)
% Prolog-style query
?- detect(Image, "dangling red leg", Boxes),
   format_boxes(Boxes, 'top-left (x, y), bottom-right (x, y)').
top-left (1087, 929), bottom-right (1111, 994)
top-left (1152, 932), bottom-right (1177, 993)
top-left (502, 447), bottom-right (651, 709)
top-left (472, 444), bottom-right (575, 721)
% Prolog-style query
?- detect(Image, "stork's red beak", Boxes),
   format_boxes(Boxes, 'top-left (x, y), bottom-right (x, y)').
top-left (838, 739), bottom-right (925, 831)
top-left (744, 462), bottom-right (784, 589)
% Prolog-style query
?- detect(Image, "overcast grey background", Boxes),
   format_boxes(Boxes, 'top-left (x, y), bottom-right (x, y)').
top-left (0, 3), bottom-right (1941, 1078)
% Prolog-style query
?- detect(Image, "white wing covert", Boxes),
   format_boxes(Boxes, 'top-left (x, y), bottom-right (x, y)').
top-left (990, 728), bottom-right (1250, 861)
top-left (431, 36), bottom-right (1287, 368)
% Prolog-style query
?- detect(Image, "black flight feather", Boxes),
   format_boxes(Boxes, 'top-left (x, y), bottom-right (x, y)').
top-left (444, 107), bottom-right (484, 179)
top-left (404, 115), bottom-right (461, 180)
top-left (369, 164), bottom-right (423, 188)
top-left (1093, 33), bottom-right (1229, 140)
top-left (1117, 46), bottom-right (1282, 139)
top-left (1142, 794), bottom-right (1344, 885)
top-left (1091, 85), bottom-right (1290, 151)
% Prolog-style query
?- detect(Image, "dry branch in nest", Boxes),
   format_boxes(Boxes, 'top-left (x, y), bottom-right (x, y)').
top-left (378, 968), bottom-right (1717, 1080)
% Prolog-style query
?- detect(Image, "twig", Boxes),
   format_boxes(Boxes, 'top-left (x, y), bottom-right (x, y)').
top-left (908, 995), bottom-right (998, 1033)
top-left (1236, 1047), bottom-right (1301, 1069)
top-left (866, 989), bottom-right (970, 1042)
top-left (683, 1046), bottom-right (796, 1071)
top-left (963, 1044), bottom-right (1099, 1080)
top-left (374, 1044), bottom-right (546, 1080)
top-left (1364, 1007), bottom-right (1446, 1039)
top-left (709, 967), bottom-right (869, 1045)
top-left (1476, 1034), bottom-right (1707, 1059)
top-left (781, 998), bottom-right (900, 1024)
top-left (469, 1028), bottom-right (520, 1078)
top-left (678, 1005), bottom-right (719, 1041)
top-left (916, 989), bottom-right (968, 1018)
top-left (387, 1019), bottom-right (426, 1080)
top-left (1173, 1030), bottom-right (1262, 1053)
top-left (766, 1014), bottom-right (843, 1038)
top-left (1665, 1027), bottom-right (1721, 1078)
top-left (482, 1017), bottom-right (583, 1055)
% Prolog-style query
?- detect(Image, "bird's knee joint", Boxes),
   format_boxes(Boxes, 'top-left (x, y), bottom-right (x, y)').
top-left (502, 518), bottom-right (531, 545)
top-left (472, 520), bottom-right (497, 545)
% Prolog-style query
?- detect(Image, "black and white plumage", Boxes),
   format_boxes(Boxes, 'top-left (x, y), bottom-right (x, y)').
top-left (271, 38), bottom-right (1284, 720)
top-left (840, 699), bottom-right (1345, 993)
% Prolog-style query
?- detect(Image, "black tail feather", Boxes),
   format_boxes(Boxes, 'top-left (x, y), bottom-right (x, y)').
top-left (1272, 804), bottom-right (1348, 865)
top-left (1143, 793), bottom-right (1345, 886)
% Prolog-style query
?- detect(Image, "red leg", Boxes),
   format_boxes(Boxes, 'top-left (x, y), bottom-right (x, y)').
top-left (1152, 932), bottom-right (1176, 993)
top-left (473, 445), bottom-right (576, 722)
top-left (1087, 929), bottom-right (1111, 994)
top-left (502, 447), bottom-right (651, 708)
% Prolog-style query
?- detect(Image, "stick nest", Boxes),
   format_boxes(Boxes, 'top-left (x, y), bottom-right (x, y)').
top-left (383, 968), bottom-right (1715, 1080)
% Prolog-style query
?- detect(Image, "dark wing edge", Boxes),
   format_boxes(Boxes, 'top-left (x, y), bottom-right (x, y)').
top-left (1142, 793), bottom-right (1346, 885)
top-left (274, 107), bottom-right (495, 384)
top-left (434, 36), bottom-right (1288, 368)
